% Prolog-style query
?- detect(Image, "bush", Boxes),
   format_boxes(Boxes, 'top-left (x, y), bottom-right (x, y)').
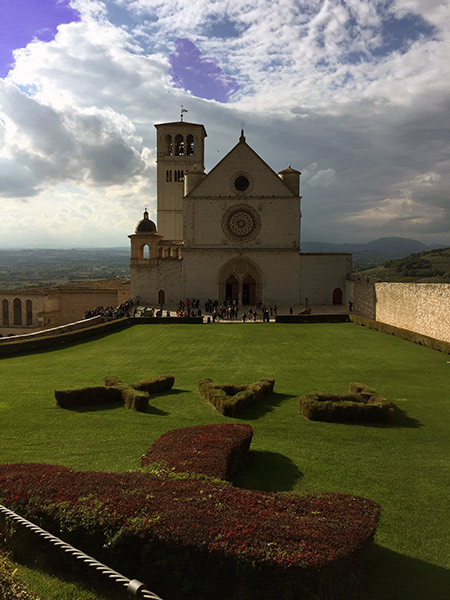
top-left (141, 424), bottom-right (253, 479)
top-left (199, 378), bottom-right (275, 416)
top-left (54, 386), bottom-right (123, 409)
top-left (0, 552), bottom-right (39, 599)
top-left (131, 375), bottom-right (175, 395)
top-left (122, 388), bottom-right (149, 412)
top-left (299, 383), bottom-right (393, 423)
top-left (0, 462), bottom-right (380, 600)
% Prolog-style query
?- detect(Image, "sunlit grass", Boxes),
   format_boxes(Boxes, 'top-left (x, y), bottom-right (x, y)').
top-left (1, 322), bottom-right (449, 599)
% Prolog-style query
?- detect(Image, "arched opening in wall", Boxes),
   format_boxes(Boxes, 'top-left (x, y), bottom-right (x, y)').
top-left (158, 247), bottom-right (163, 258)
top-left (186, 134), bottom-right (194, 156)
top-left (13, 298), bottom-right (22, 325)
top-left (242, 274), bottom-right (256, 305)
top-left (158, 289), bottom-right (165, 306)
top-left (174, 134), bottom-right (184, 156)
top-left (2, 299), bottom-right (9, 326)
top-left (225, 275), bottom-right (238, 303)
top-left (143, 245), bottom-right (150, 259)
top-left (332, 287), bottom-right (343, 305)
top-left (165, 134), bottom-right (172, 156)
top-left (26, 300), bottom-right (32, 326)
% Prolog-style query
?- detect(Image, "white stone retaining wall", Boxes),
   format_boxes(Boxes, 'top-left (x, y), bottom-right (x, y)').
top-left (351, 280), bottom-right (450, 343)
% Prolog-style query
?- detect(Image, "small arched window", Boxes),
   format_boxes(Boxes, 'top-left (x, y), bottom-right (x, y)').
top-left (174, 134), bottom-right (184, 156)
top-left (26, 299), bottom-right (32, 326)
top-left (2, 299), bottom-right (9, 326)
top-left (13, 298), bottom-right (22, 325)
top-left (165, 134), bottom-right (172, 156)
top-left (186, 134), bottom-right (194, 156)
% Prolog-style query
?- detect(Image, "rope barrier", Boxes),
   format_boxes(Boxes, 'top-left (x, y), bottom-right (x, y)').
top-left (0, 503), bottom-right (164, 599)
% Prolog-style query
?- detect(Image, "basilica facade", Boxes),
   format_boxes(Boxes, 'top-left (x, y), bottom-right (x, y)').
top-left (129, 119), bottom-right (351, 309)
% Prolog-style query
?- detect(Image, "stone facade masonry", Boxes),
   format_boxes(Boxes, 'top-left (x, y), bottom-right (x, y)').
top-left (350, 280), bottom-right (450, 344)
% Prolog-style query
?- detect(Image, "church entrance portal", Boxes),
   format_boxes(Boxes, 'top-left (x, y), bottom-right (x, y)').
top-left (218, 258), bottom-right (263, 306)
top-left (242, 275), bottom-right (256, 305)
top-left (225, 275), bottom-right (238, 303)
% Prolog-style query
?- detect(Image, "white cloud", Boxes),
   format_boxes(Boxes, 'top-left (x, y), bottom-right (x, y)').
top-left (0, 0), bottom-right (448, 248)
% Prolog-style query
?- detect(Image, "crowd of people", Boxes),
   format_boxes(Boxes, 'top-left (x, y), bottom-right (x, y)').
top-left (84, 298), bottom-right (134, 320)
top-left (84, 297), bottom-right (280, 322)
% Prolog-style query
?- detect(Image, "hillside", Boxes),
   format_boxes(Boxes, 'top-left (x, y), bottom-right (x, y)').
top-left (301, 236), bottom-right (445, 269)
top-left (356, 247), bottom-right (450, 282)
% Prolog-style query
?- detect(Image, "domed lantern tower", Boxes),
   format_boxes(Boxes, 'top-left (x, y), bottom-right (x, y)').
top-left (129, 209), bottom-right (162, 266)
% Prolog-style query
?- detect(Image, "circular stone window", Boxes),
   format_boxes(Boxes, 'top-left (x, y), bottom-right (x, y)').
top-left (222, 204), bottom-right (261, 242)
top-left (234, 175), bottom-right (250, 192)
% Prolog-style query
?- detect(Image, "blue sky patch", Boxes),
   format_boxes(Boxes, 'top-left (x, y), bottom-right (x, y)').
top-left (169, 38), bottom-right (240, 103)
top-left (0, 0), bottom-right (80, 78)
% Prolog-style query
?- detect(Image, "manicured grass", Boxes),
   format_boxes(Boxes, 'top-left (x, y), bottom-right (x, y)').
top-left (0, 322), bottom-right (449, 599)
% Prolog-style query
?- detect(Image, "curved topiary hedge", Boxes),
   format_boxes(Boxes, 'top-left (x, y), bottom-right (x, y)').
top-left (199, 378), bottom-right (275, 416)
top-left (299, 383), bottom-right (393, 423)
top-left (55, 374), bottom-right (175, 412)
top-left (141, 423), bottom-right (253, 480)
top-left (0, 462), bottom-right (380, 600)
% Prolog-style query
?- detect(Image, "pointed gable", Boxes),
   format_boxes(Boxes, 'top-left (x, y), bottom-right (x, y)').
top-left (186, 139), bottom-right (297, 198)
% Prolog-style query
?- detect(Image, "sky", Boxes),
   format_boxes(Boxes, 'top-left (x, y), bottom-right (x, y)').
top-left (0, 0), bottom-right (449, 248)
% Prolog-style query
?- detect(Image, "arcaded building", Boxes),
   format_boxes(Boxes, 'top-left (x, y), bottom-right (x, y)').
top-left (129, 119), bottom-right (351, 309)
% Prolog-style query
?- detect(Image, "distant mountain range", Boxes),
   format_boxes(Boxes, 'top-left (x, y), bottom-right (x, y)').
top-left (301, 237), bottom-right (448, 267)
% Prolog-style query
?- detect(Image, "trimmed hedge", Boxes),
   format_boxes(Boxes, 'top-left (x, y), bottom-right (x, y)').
top-left (141, 423), bottom-right (253, 479)
top-left (55, 374), bottom-right (175, 412)
top-left (131, 375), bottom-right (175, 395)
top-left (54, 386), bottom-right (123, 409)
top-left (0, 462), bottom-right (380, 600)
top-left (199, 378), bottom-right (275, 416)
top-left (299, 383), bottom-right (393, 423)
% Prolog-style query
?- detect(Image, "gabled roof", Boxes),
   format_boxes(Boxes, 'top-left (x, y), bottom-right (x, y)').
top-left (185, 135), bottom-right (297, 197)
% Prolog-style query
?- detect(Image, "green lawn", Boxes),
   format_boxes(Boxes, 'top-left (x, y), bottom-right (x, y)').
top-left (1, 322), bottom-right (449, 599)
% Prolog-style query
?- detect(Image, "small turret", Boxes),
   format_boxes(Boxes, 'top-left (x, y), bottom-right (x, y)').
top-left (184, 167), bottom-right (206, 195)
top-left (278, 167), bottom-right (301, 195)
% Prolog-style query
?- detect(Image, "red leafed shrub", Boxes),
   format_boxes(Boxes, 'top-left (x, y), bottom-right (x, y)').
top-left (0, 462), bottom-right (380, 600)
top-left (141, 424), bottom-right (253, 479)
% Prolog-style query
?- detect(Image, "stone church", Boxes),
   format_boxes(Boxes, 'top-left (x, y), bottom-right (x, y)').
top-left (129, 119), bottom-right (351, 309)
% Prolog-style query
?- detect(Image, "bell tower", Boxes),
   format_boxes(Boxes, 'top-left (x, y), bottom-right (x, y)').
top-left (155, 118), bottom-right (207, 241)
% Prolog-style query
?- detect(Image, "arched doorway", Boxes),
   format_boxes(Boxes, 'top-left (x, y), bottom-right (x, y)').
top-left (242, 274), bottom-right (256, 305)
top-left (217, 257), bottom-right (263, 306)
top-left (225, 275), bottom-right (238, 303)
top-left (158, 289), bottom-right (165, 305)
top-left (332, 287), bottom-right (343, 305)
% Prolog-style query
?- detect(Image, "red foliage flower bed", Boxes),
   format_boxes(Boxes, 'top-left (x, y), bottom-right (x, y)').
top-left (140, 423), bottom-right (253, 479)
top-left (0, 462), bottom-right (380, 599)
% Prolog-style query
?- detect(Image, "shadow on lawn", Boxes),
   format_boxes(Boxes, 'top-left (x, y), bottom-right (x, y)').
top-left (232, 450), bottom-right (302, 492)
top-left (352, 404), bottom-right (423, 429)
top-left (363, 544), bottom-right (450, 600)
top-left (238, 392), bottom-right (295, 420)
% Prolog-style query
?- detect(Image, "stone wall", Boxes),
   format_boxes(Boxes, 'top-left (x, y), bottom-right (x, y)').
top-left (375, 283), bottom-right (450, 344)
top-left (350, 279), bottom-right (450, 344)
